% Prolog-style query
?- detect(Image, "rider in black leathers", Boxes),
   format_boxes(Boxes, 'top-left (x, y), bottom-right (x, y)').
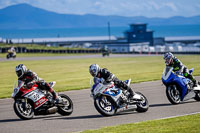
top-left (89, 64), bottom-right (135, 99)
top-left (15, 64), bottom-right (62, 103)
top-left (163, 52), bottom-right (197, 87)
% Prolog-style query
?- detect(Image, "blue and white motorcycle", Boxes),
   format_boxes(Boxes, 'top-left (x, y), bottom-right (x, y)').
top-left (162, 66), bottom-right (200, 104)
top-left (90, 78), bottom-right (149, 116)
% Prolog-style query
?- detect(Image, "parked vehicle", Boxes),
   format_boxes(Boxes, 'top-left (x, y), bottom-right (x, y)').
top-left (90, 79), bottom-right (149, 116)
top-left (162, 66), bottom-right (200, 104)
top-left (11, 81), bottom-right (73, 120)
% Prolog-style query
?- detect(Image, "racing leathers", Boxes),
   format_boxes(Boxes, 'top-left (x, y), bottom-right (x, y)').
top-left (167, 57), bottom-right (197, 87)
top-left (8, 47), bottom-right (16, 56)
top-left (18, 69), bottom-right (58, 99)
top-left (95, 68), bottom-right (134, 97)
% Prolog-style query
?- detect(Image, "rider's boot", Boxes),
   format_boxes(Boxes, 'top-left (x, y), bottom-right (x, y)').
top-left (54, 96), bottom-right (63, 104)
top-left (188, 74), bottom-right (197, 87)
top-left (127, 87), bottom-right (141, 103)
top-left (191, 79), bottom-right (197, 88)
top-left (193, 80), bottom-right (198, 87)
top-left (49, 88), bottom-right (63, 104)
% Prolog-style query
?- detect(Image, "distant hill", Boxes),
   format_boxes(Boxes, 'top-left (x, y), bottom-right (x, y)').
top-left (0, 3), bottom-right (200, 29)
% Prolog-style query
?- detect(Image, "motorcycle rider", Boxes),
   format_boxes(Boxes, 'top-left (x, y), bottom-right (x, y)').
top-left (15, 64), bottom-right (62, 104)
top-left (163, 52), bottom-right (197, 87)
top-left (89, 64), bottom-right (138, 101)
top-left (10, 46), bottom-right (15, 53)
top-left (8, 46), bottom-right (16, 56)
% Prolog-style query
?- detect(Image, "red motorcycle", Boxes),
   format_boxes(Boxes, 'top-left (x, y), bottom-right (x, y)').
top-left (11, 81), bottom-right (73, 120)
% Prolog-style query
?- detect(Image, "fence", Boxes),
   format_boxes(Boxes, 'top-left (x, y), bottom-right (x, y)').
top-left (0, 47), bottom-right (101, 54)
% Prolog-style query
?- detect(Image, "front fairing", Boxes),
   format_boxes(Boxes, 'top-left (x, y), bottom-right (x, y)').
top-left (162, 67), bottom-right (175, 85)
top-left (11, 80), bottom-right (24, 98)
top-left (91, 80), bottom-right (122, 101)
top-left (162, 67), bottom-right (188, 101)
top-left (173, 76), bottom-right (188, 100)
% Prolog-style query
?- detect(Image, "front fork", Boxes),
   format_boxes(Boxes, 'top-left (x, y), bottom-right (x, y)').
top-left (21, 98), bottom-right (28, 111)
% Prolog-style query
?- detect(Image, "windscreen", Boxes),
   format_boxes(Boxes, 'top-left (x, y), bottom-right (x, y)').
top-left (17, 80), bottom-right (24, 89)
top-left (162, 66), bottom-right (173, 80)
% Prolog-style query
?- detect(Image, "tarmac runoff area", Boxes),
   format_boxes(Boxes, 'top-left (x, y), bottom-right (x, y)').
top-left (0, 77), bottom-right (200, 133)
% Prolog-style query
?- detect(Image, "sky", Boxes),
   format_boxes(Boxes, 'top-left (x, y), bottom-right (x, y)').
top-left (0, 0), bottom-right (200, 18)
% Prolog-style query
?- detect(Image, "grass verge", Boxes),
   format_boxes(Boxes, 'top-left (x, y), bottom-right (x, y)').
top-left (0, 53), bottom-right (98, 58)
top-left (0, 55), bottom-right (200, 98)
top-left (81, 113), bottom-right (200, 133)
top-left (0, 43), bottom-right (90, 50)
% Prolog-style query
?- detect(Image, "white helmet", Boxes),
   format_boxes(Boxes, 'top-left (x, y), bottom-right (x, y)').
top-left (16, 64), bottom-right (27, 78)
top-left (89, 64), bottom-right (100, 77)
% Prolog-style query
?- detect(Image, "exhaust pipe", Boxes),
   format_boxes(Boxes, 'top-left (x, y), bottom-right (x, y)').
top-left (47, 106), bottom-right (57, 114)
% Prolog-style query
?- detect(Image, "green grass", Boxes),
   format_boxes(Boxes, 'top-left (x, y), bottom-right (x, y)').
top-left (82, 113), bottom-right (200, 133)
top-left (0, 53), bottom-right (98, 58)
top-left (0, 55), bottom-right (200, 98)
top-left (0, 43), bottom-right (90, 50)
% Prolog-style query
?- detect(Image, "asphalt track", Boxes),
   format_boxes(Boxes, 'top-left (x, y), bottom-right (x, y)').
top-left (0, 77), bottom-right (200, 133)
top-left (0, 55), bottom-right (200, 133)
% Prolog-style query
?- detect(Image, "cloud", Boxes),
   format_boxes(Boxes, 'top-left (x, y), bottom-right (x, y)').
top-left (164, 2), bottom-right (178, 12)
top-left (147, 1), bottom-right (161, 10)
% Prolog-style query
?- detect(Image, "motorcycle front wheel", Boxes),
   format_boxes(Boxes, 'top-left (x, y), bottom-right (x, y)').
top-left (57, 94), bottom-right (73, 116)
top-left (13, 100), bottom-right (34, 120)
top-left (94, 95), bottom-right (116, 116)
top-left (166, 85), bottom-right (181, 104)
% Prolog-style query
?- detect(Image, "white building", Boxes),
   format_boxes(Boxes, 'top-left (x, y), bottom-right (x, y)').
top-left (2, 36), bottom-right (117, 44)
top-left (101, 42), bottom-right (150, 53)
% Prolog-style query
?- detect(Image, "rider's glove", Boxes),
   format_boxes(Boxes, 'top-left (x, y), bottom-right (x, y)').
top-left (27, 82), bottom-right (34, 89)
top-left (175, 71), bottom-right (181, 75)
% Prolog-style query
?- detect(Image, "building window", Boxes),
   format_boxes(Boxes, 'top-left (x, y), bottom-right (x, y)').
top-left (112, 49), bottom-right (116, 52)
top-left (138, 30), bottom-right (143, 33)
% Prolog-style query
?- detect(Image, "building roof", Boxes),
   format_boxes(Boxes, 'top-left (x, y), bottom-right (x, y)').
top-left (129, 23), bottom-right (147, 26)
top-left (165, 36), bottom-right (200, 41)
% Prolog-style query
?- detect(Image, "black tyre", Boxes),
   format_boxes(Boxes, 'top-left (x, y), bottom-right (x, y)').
top-left (57, 94), bottom-right (73, 116)
top-left (94, 95), bottom-right (116, 116)
top-left (166, 85), bottom-right (181, 104)
top-left (135, 92), bottom-right (149, 112)
top-left (194, 91), bottom-right (200, 101)
top-left (6, 54), bottom-right (10, 59)
top-left (13, 100), bottom-right (34, 120)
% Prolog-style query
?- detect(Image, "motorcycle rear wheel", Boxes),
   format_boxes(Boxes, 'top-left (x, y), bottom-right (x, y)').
top-left (135, 92), bottom-right (149, 112)
top-left (13, 100), bottom-right (34, 120)
top-left (194, 91), bottom-right (200, 101)
top-left (6, 54), bottom-right (10, 59)
top-left (57, 94), bottom-right (73, 116)
top-left (94, 95), bottom-right (116, 116)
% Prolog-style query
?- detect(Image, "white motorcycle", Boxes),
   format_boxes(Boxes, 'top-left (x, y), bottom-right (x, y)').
top-left (90, 78), bottom-right (149, 116)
